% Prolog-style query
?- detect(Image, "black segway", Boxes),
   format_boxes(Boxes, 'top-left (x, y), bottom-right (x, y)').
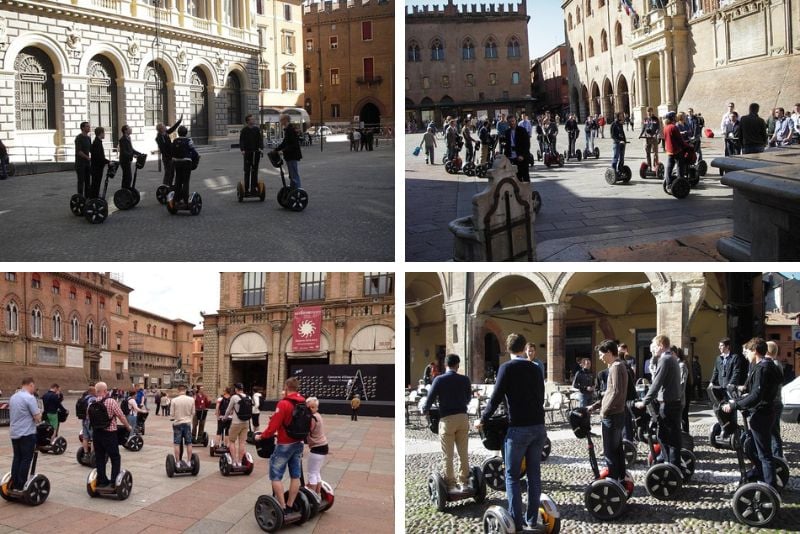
top-left (192, 410), bottom-right (210, 447)
top-left (583, 145), bottom-right (600, 159)
top-left (268, 150), bottom-right (308, 211)
top-left (569, 407), bottom-right (634, 520)
top-left (219, 450), bottom-right (255, 476)
top-left (118, 422), bottom-right (144, 452)
top-left (166, 438), bottom-right (200, 477)
top-left (86, 468), bottom-right (133, 500)
top-left (565, 130), bottom-right (582, 161)
top-left (76, 430), bottom-right (96, 467)
top-left (83, 161), bottom-right (119, 224)
top-left (238, 151), bottom-right (266, 202)
top-left (166, 158), bottom-right (202, 215)
top-left (35, 421), bottom-right (67, 455)
top-left (113, 153), bottom-right (145, 210)
top-left (254, 491), bottom-right (311, 532)
top-left (479, 413), bottom-right (552, 492)
top-left (604, 142), bottom-right (632, 185)
top-left (0, 450), bottom-right (50, 506)
top-left (209, 421), bottom-right (230, 457)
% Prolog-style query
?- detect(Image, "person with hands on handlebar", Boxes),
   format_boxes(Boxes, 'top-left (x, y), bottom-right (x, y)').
top-left (589, 340), bottom-right (629, 482)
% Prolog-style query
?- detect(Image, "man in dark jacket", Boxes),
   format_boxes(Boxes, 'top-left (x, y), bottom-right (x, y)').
top-left (740, 102), bottom-right (768, 154)
top-left (171, 126), bottom-right (200, 204)
top-left (276, 114), bottom-right (302, 189)
top-left (610, 112), bottom-right (627, 175)
top-left (155, 117), bottom-right (182, 187)
top-left (118, 125), bottom-right (142, 189)
top-left (89, 127), bottom-right (110, 199)
top-left (710, 337), bottom-right (748, 437)
top-left (240, 114), bottom-right (265, 194)
top-left (502, 115), bottom-right (531, 182)
top-left (75, 121), bottom-right (92, 197)
top-left (572, 358), bottom-right (595, 407)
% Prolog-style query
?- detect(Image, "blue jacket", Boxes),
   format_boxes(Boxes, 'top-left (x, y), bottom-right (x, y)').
top-left (423, 370), bottom-right (472, 418)
top-left (481, 357), bottom-right (544, 427)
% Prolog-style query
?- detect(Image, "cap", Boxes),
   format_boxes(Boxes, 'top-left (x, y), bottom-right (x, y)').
top-left (234, 382), bottom-right (244, 390)
top-left (665, 111), bottom-right (677, 121)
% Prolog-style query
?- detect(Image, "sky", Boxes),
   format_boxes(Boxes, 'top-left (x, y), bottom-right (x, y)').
top-left (120, 270), bottom-right (221, 328)
top-left (405, 0), bottom-right (566, 60)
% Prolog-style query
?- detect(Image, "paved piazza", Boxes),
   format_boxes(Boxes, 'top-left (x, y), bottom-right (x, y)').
top-left (0, 395), bottom-right (394, 534)
top-left (405, 402), bottom-right (800, 533)
top-left (405, 132), bottom-right (733, 261)
top-left (0, 139), bottom-right (394, 262)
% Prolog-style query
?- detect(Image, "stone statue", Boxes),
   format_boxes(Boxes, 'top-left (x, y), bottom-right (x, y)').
top-left (176, 44), bottom-right (187, 66)
top-left (66, 24), bottom-right (81, 50)
top-left (127, 35), bottom-right (140, 59)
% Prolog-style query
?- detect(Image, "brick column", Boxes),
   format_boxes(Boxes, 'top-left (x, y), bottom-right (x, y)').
top-left (268, 320), bottom-right (282, 398)
top-left (545, 303), bottom-right (569, 384)
top-left (202, 320), bottom-right (219, 395)
top-left (334, 317), bottom-right (346, 364)
top-left (217, 325), bottom-right (229, 392)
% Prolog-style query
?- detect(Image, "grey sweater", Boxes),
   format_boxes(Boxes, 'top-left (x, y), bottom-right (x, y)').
top-left (642, 351), bottom-right (682, 405)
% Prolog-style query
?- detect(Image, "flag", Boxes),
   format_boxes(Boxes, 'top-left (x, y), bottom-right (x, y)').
top-left (620, 0), bottom-right (637, 17)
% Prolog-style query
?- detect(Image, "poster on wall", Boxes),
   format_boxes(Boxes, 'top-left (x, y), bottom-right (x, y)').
top-left (292, 306), bottom-right (322, 352)
top-left (287, 364), bottom-right (393, 402)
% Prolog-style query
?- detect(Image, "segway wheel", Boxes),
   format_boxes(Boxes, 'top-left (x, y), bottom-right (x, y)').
top-left (623, 440), bottom-right (637, 468)
top-left (202, 433), bottom-right (209, 448)
top-left (584, 479), bottom-right (627, 520)
top-left (445, 161), bottom-right (456, 174)
top-left (657, 163), bottom-right (665, 180)
top-left (0, 473), bottom-right (12, 502)
top-left (532, 191), bottom-right (542, 214)
top-left (557, 154), bottom-right (565, 167)
top-left (258, 182), bottom-right (266, 201)
top-left (24, 474), bottom-right (50, 506)
top-left (166, 454), bottom-right (176, 478)
top-left (621, 166), bottom-right (632, 183)
top-left (236, 182), bottom-right (244, 202)
top-left (277, 186), bottom-right (290, 207)
top-left (289, 491), bottom-right (311, 525)
top-left (116, 471), bottom-right (133, 501)
top-left (191, 454), bottom-right (200, 476)
top-left (470, 466), bottom-right (487, 505)
top-left (86, 469), bottom-right (99, 498)
top-left (113, 188), bottom-right (134, 210)
top-left (594, 147), bottom-right (600, 158)
top-left (732, 482), bottom-right (780, 527)
top-left (671, 178), bottom-right (690, 199)
top-left (541, 436), bottom-right (552, 461)
top-left (156, 185), bottom-right (170, 205)
top-left (167, 197), bottom-right (178, 215)
top-left (475, 165), bottom-right (486, 178)
top-left (300, 486), bottom-right (321, 518)
top-left (688, 168), bottom-right (700, 187)
top-left (70, 194), bottom-right (86, 216)
top-left (76, 447), bottom-right (86, 465)
top-left (639, 162), bottom-right (648, 179)
top-left (255, 495), bottom-right (284, 532)
top-left (679, 449), bottom-right (696, 482)
top-left (483, 505), bottom-right (515, 534)
top-left (285, 188), bottom-right (308, 212)
top-left (131, 188), bottom-right (141, 207)
top-left (605, 168), bottom-right (618, 185)
top-left (539, 494), bottom-right (562, 534)
top-left (190, 193), bottom-right (202, 216)
top-left (244, 455), bottom-right (255, 475)
top-left (51, 436), bottom-right (67, 455)
top-left (84, 198), bottom-right (108, 224)
top-left (536, 150), bottom-right (542, 161)
top-left (219, 455), bottom-right (231, 476)
top-left (775, 457), bottom-right (790, 492)
top-left (576, 150), bottom-right (582, 161)
top-left (481, 456), bottom-right (505, 491)
top-left (645, 463), bottom-right (682, 500)
top-left (698, 159), bottom-right (708, 176)
top-left (544, 156), bottom-right (552, 168)
top-left (682, 432), bottom-right (694, 451)
top-left (319, 481), bottom-right (335, 512)
top-left (708, 422), bottom-right (722, 449)
top-left (427, 473), bottom-right (447, 512)
top-left (129, 435), bottom-right (143, 452)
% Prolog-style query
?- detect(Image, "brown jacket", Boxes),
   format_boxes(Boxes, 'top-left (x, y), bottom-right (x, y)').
top-left (350, 397), bottom-right (361, 410)
top-left (600, 360), bottom-right (628, 417)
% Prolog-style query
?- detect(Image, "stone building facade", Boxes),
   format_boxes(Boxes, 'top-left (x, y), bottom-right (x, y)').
top-left (0, 272), bottom-right (133, 393)
top-left (564, 0), bottom-right (800, 124)
top-left (405, 0), bottom-right (530, 126)
top-left (406, 272), bottom-right (763, 387)
top-left (764, 310), bottom-right (800, 378)
top-left (0, 0), bottom-right (261, 160)
top-left (255, 0), bottom-right (305, 111)
top-left (191, 328), bottom-right (204, 385)
top-left (531, 44), bottom-right (569, 116)
top-left (302, 0), bottom-right (393, 129)
top-left (202, 272), bottom-right (395, 399)
top-left (128, 307), bottom-right (194, 388)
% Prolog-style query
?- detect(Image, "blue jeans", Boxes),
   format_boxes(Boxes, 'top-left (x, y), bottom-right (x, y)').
top-left (11, 433), bottom-right (36, 489)
top-left (173, 423), bottom-right (192, 445)
top-left (286, 159), bottom-right (301, 189)
top-left (612, 142), bottom-right (626, 173)
top-left (601, 412), bottom-right (626, 480)
top-left (269, 441), bottom-right (303, 481)
top-left (585, 131), bottom-right (594, 151)
top-left (578, 392), bottom-right (592, 408)
top-left (504, 424), bottom-right (546, 530)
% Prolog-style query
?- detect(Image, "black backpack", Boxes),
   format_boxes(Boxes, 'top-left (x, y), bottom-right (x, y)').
top-left (625, 366), bottom-right (637, 402)
top-left (284, 398), bottom-right (312, 440)
top-left (235, 394), bottom-right (253, 419)
top-left (88, 399), bottom-right (112, 431)
top-left (121, 396), bottom-right (131, 416)
top-left (76, 394), bottom-right (89, 420)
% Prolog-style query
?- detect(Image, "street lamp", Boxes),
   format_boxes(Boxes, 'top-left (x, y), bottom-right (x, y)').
top-left (317, 1), bottom-right (323, 152)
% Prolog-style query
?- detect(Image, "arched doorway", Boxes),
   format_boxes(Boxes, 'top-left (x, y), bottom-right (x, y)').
top-left (590, 82), bottom-right (600, 117)
top-left (359, 102), bottom-right (380, 128)
top-left (14, 47), bottom-right (56, 131)
top-left (646, 56), bottom-right (661, 110)
top-left (225, 72), bottom-right (243, 126)
top-left (580, 85), bottom-right (590, 120)
top-left (406, 273), bottom-right (445, 386)
top-left (420, 96), bottom-right (434, 126)
top-left (229, 331), bottom-right (269, 391)
top-left (144, 61), bottom-right (168, 129)
top-left (484, 333), bottom-right (500, 381)
top-left (190, 68), bottom-right (209, 144)
top-left (617, 75), bottom-right (630, 118)
top-left (87, 55), bottom-right (119, 144)
top-left (602, 77), bottom-right (614, 118)
top-left (440, 95), bottom-right (455, 124)
top-left (570, 86), bottom-right (580, 119)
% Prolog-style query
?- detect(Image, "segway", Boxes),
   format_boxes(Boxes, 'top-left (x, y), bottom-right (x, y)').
top-left (269, 150), bottom-right (308, 212)
top-left (475, 135), bottom-right (498, 178)
top-left (166, 438), bottom-right (200, 478)
top-left (565, 131), bottom-right (582, 161)
top-left (445, 154), bottom-right (463, 175)
top-left (35, 421), bottom-right (67, 455)
top-left (639, 161), bottom-right (665, 180)
top-left (478, 413), bottom-right (552, 492)
top-left (482, 494), bottom-right (561, 533)
top-left (86, 468), bottom-right (133, 500)
top-left (569, 407), bottom-right (634, 520)
top-left (604, 142), bottom-right (632, 185)
top-left (83, 161), bottom-right (120, 224)
top-left (254, 491), bottom-right (312, 532)
top-left (237, 150), bottom-right (267, 202)
top-left (583, 145), bottom-right (600, 159)
top-left (113, 153), bottom-right (146, 210)
top-left (76, 430), bottom-right (96, 467)
top-left (0, 450), bottom-right (50, 506)
top-left (542, 135), bottom-right (564, 168)
top-left (630, 403), bottom-right (689, 500)
top-left (118, 422), bottom-right (144, 452)
top-left (209, 422), bottom-right (230, 457)
top-left (166, 158), bottom-right (202, 215)
top-left (219, 451), bottom-right (255, 476)
top-left (192, 410), bottom-right (210, 447)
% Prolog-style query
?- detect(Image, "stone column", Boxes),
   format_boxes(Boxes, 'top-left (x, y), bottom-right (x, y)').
top-left (178, 0), bottom-right (185, 27)
top-left (664, 48), bottom-right (675, 109)
top-left (445, 299), bottom-right (467, 376)
top-left (215, 0), bottom-right (223, 35)
top-left (545, 303), bottom-right (569, 384)
top-left (334, 317), bottom-right (346, 364)
top-left (268, 321), bottom-right (282, 398)
top-left (217, 325), bottom-right (229, 393)
top-left (652, 278), bottom-right (706, 354)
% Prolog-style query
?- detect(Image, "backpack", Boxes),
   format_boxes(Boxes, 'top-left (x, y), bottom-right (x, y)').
top-left (76, 394), bottom-right (89, 420)
top-left (625, 366), bottom-right (637, 402)
top-left (234, 394), bottom-right (253, 420)
top-left (283, 398), bottom-right (313, 441)
top-left (121, 397), bottom-right (131, 416)
top-left (88, 399), bottom-right (112, 431)
top-left (645, 117), bottom-right (659, 137)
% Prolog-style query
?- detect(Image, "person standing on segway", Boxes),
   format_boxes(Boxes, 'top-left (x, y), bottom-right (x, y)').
top-left (610, 112), bottom-right (627, 176)
top-left (170, 385), bottom-right (195, 468)
top-left (565, 114), bottom-right (578, 158)
top-left (89, 128), bottom-right (110, 200)
top-left (171, 126), bottom-right (200, 206)
top-left (422, 354), bottom-right (472, 493)
top-left (275, 113), bottom-right (302, 189)
top-left (722, 338), bottom-right (782, 490)
top-left (155, 117), bottom-right (182, 189)
top-left (41, 384), bottom-right (65, 437)
top-left (225, 383), bottom-right (253, 467)
top-left (635, 335), bottom-right (682, 467)
top-left (710, 337), bottom-right (748, 438)
top-left (663, 112), bottom-right (689, 190)
top-left (118, 125), bottom-right (142, 190)
top-left (476, 333), bottom-right (546, 533)
top-left (502, 115), bottom-right (531, 182)
top-left (9, 378), bottom-right (42, 492)
top-left (75, 122), bottom-right (92, 199)
top-left (240, 114), bottom-right (264, 194)
top-left (641, 107), bottom-right (662, 173)
top-left (193, 385), bottom-right (210, 438)
top-left (590, 340), bottom-right (629, 483)
top-left (77, 386), bottom-right (97, 458)
top-left (90, 382), bottom-right (131, 490)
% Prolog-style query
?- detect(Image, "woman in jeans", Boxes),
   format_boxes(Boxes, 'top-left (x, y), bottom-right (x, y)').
top-left (305, 397), bottom-right (329, 494)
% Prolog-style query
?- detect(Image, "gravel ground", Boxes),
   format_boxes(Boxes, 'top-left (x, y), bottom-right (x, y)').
top-left (405, 412), bottom-right (800, 533)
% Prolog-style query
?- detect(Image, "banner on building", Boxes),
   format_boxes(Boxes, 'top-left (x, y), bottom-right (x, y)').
top-left (292, 306), bottom-right (322, 352)
top-left (287, 364), bottom-right (394, 402)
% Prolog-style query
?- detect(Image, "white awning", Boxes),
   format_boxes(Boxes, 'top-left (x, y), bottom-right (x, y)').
top-left (350, 325), bottom-right (395, 364)
top-left (285, 333), bottom-right (330, 358)
top-left (230, 331), bottom-right (269, 361)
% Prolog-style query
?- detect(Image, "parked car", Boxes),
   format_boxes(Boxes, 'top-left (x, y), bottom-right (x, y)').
top-left (307, 126), bottom-right (333, 137)
top-left (781, 375), bottom-right (800, 423)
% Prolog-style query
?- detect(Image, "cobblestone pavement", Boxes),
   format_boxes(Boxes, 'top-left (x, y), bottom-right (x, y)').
top-left (0, 139), bottom-right (393, 261)
top-left (405, 402), bottom-right (800, 533)
top-left (405, 132), bottom-right (733, 261)
top-left (0, 396), bottom-right (394, 533)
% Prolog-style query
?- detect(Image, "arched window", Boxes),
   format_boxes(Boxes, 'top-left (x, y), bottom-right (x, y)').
top-left (585, 0), bottom-right (592, 16)
top-left (31, 273), bottom-right (41, 289)
top-left (615, 22), bottom-right (623, 46)
top-left (88, 56), bottom-right (118, 144)
top-left (14, 47), bottom-right (55, 130)
top-left (71, 316), bottom-right (80, 343)
top-left (52, 279), bottom-right (60, 295)
top-left (511, 72), bottom-right (520, 85)
top-left (568, 13), bottom-right (573, 30)
top-left (52, 312), bottom-right (61, 341)
top-left (588, 37), bottom-right (595, 57)
top-left (133, 320), bottom-right (138, 332)
top-left (601, 30), bottom-right (608, 52)
top-left (100, 323), bottom-right (108, 348)
top-left (507, 37), bottom-right (521, 58)
top-left (87, 320), bottom-right (94, 345)
top-left (485, 38), bottom-right (498, 59)
top-left (430, 38), bottom-right (444, 61)
top-left (144, 62), bottom-right (168, 128)
top-left (31, 306), bottom-right (42, 338)
top-left (226, 73), bottom-right (242, 125)
top-left (407, 41), bottom-right (421, 62)
top-left (576, 7), bottom-right (581, 23)
top-left (5, 301), bottom-right (19, 334)
top-left (578, 43), bottom-right (584, 62)
top-left (462, 38), bottom-right (475, 60)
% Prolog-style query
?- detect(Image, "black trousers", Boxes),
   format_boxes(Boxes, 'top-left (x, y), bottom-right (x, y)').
top-left (120, 159), bottom-right (133, 189)
top-left (351, 408), bottom-right (359, 421)
top-left (161, 156), bottom-right (175, 186)
top-left (512, 158), bottom-right (530, 182)
top-left (173, 160), bottom-right (192, 203)
top-left (76, 163), bottom-right (91, 196)
top-left (93, 429), bottom-right (121, 485)
top-left (11, 433), bottom-right (36, 489)
top-left (243, 151), bottom-right (261, 191)
top-left (657, 401), bottom-right (683, 466)
top-left (89, 165), bottom-right (105, 199)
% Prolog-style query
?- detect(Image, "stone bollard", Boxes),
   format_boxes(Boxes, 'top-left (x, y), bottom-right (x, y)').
top-left (448, 155), bottom-right (536, 261)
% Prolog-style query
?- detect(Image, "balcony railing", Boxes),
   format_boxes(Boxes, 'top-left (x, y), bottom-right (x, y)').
top-left (356, 75), bottom-right (383, 86)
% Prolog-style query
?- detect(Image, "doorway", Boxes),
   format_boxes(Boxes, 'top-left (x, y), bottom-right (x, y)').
top-left (484, 333), bottom-right (500, 382)
top-left (359, 102), bottom-right (380, 128)
top-left (231, 358), bottom-right (267, 393)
